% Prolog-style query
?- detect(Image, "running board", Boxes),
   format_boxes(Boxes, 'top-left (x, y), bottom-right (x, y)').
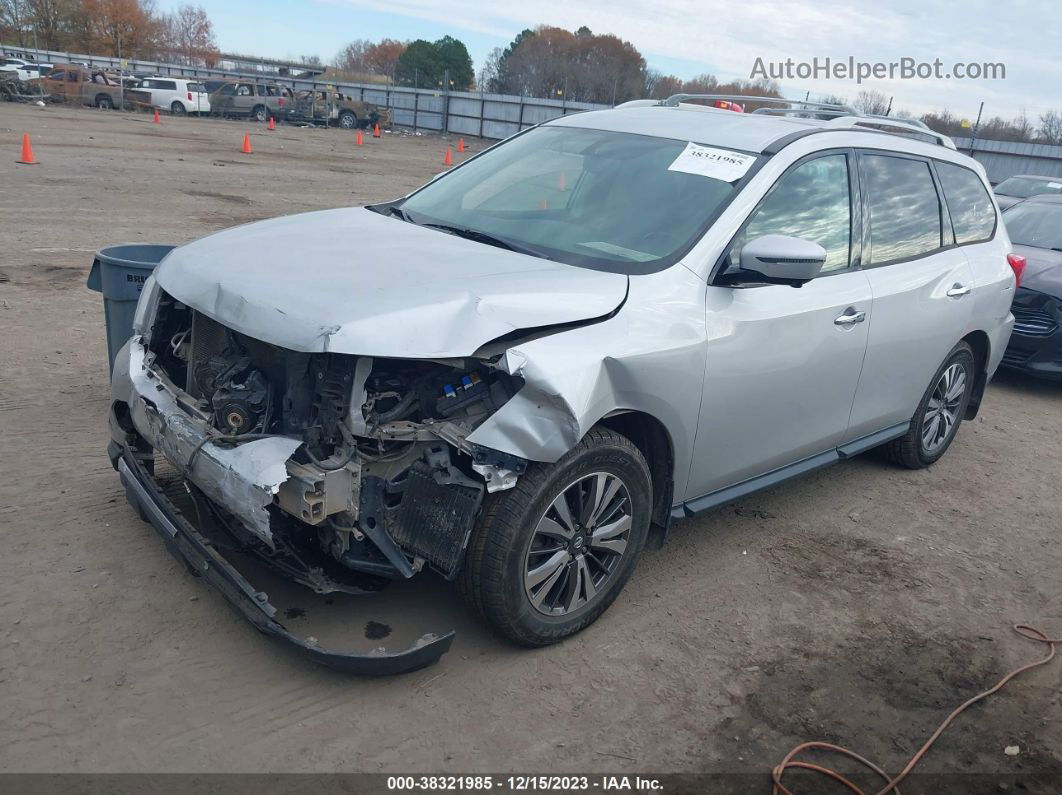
top-left (671, 422), bottom-right (909, 520)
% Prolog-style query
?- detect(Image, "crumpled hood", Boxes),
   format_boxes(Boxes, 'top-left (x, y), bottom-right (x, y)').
top-left (1012, 244), bottom-right (1062, 297)
top-left (155, 207), bottom-right (628, 357)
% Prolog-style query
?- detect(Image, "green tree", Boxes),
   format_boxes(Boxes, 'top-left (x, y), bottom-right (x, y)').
top-left (433, 34), bottom-right (473, 89)
top-left (394, 36), bottom-right (473, 90)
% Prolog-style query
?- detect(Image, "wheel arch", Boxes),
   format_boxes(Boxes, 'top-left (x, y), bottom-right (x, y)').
top-left (94, 92), bottom-right (112, 107)
top-left (596, 410), bottom-right (675, 547)
top-left (961, 329), bottom-right (991, 420)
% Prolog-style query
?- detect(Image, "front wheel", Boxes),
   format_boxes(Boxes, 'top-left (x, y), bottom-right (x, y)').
top-left (95, 94), bottom-right (113, 109)
top-left (338, 111), bottom-right (357, 129)
top-left (881, 341), bottom-right (976, 468)
top-left (460, 427), bottom-right (651, 646)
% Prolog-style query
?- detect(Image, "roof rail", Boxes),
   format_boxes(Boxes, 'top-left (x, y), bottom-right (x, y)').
top-left (656, 93), bottom-right (956, 150)
top-left (663, 94), bottom-right (857, 114)
top-left (824, 115), bottom-right (956, 149)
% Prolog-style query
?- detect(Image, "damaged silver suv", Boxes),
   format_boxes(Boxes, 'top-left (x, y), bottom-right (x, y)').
top-left (108, 96), bottom-right (1018, 673)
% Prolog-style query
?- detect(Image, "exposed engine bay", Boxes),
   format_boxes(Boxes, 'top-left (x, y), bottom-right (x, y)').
top-left (139, 290), bottom-right (528, 590)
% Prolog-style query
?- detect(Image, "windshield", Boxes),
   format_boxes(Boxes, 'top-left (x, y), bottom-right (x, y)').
top-left (995, 176), bottom-right (1062, 199)
top-left (397, 126), bottom-right (749, 273)
top-left (1003, 202), bottom-right (1062, 250)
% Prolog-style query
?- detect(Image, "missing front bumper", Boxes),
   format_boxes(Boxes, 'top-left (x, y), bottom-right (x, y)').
top-left (111, 442), bottom-right (455, 675)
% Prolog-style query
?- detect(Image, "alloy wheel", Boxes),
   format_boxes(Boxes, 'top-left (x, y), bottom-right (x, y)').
top-left (523, 472), bottom-right (632, 616)
top-left (921, 362), bottom-right (967, 454)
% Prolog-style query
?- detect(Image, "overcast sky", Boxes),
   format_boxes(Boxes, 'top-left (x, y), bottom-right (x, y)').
top-left (160, 0), bottom-right (1060, 121)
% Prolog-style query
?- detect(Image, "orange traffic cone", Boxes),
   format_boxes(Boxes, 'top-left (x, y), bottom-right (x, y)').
top-left (268, 116), bottom-right (275, 131)
top-left (443, 146), bottom-right (453, 167)
top-left (373, 123), bottom-right (381, 138)
top-left (356, 130), bottom-right (363, 146)
top-left (457, 138), bottom-right (465, 153)
top-left (241, 133), bottom-right (252, 154)
top-left (153, 108), bottom-right (160, 124)
top-left (17, 133), bottom-right (38, 165)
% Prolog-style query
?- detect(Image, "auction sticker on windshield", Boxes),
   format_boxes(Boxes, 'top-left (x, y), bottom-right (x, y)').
top-left (668, 142), bottom-right (755, 182)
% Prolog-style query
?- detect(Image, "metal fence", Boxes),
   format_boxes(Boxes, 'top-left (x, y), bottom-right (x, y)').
top-left (950, 136), bottom-right (1062, 183)
top-left (1, 43), bottom-right (610, 140)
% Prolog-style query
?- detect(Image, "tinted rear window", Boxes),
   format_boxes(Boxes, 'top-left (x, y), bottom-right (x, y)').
top-left (936, 162), bottom-right (996, 244)
top-left (863, 154), bottom-right (942, 264)
top-left (187, 82), bottom-right (205, 93)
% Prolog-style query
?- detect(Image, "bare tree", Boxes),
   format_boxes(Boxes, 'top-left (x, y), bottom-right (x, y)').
top-left (0, 0), bottom-right (31, 46)
top-left (335, 38), bottom-right (371, 74)
top-left (854, 89), bottom-right (890, 115)
top-left (1040, 110), bottom-right (1062, 145)
top-left (479, 47), bottom-right (503, 92)
top-left (163, 4), bottom-right (217, 66)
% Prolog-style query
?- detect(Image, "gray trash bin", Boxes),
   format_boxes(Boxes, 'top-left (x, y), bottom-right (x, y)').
top-left (86, 244), bottom-right (176, 373)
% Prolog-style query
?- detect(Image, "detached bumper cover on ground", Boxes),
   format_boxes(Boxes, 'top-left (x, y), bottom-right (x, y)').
top-left (110, 442), bottom-right (456, 675)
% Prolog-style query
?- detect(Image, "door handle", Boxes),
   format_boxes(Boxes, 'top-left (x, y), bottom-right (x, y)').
top-left (834, 309), bottom-right (866, 326)
top-left (947, 284), bottom-right (972, 298)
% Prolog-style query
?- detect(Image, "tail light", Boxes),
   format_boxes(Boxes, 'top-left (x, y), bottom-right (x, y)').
top-left (1007, 253), bottom-right (1026, 288)
top-left (187, 91), bottom-right (192, 100)
top-left (278, 98), bottom-right (285, 107)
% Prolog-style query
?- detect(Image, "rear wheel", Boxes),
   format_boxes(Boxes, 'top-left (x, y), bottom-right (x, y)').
top-left (881, 341), bottom-right (976, 468)
top-left (251, 104), bottom-right (267, 122)
top-left (460, 427), bottom-right (651, 646)
top-left (95, 94), bottom-right (113, 110)
top-left (170, 101), bottom-right (186, 115)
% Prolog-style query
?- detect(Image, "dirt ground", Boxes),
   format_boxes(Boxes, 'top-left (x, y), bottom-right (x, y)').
top-left (1, 102), bottom-right (1061, 788)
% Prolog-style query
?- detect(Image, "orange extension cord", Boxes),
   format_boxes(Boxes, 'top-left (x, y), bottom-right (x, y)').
top-left (772, 624), bottom-right (1060, 795)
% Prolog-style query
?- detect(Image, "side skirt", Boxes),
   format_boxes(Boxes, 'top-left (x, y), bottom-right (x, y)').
top-left (670, 422), bottom-right (910, 521)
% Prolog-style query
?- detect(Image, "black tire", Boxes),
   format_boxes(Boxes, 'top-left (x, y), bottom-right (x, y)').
top-left (880, 341), bottom-right (976, 469)
top-left (338, 111), bottom-right (357, 129)
top-left (251, 104), bottom-right (267, 122)
top-left (460, 426), bottom-right (651, 646)
top-left (170, 101), bottom-right (186, 115)
top-left (95, 94), bottom-right (113, 110)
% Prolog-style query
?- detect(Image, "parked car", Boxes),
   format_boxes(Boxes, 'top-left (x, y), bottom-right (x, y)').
top-left (108, 98), bottom-right (1018, 672)
top-left (34, 65), bottom-right (126, 109)
top-left (999, 195), bottom-right (1061, 378)
top-left (209, 80), bottom-right (293, 121)
top-left (993, 174), bottom-right (1062, 210)
top-left (135, 76), bottom-right (210, 115)
top-left (1, 58), bottom-right (51, 80)
top-left (285, 89), bottom-right (388, 129)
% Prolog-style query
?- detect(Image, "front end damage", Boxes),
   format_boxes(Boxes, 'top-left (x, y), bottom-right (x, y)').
top-left (109, 288), bottom-right (534, 673)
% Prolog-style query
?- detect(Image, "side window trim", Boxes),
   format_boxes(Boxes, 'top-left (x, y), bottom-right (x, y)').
top-left (855, 149), bottom-right (947, 269)
top-left (710, 147), bottom-right (859, 285)
top-left (927, 160), bottom-right (956, 248)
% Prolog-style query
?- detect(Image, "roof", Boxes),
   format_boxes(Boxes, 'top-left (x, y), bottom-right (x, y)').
top-left (548, 102), bottom-right (956, 157)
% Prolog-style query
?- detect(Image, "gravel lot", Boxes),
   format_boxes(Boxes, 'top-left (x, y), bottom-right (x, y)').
top-left (1, 103), bottom-right (1061, 788)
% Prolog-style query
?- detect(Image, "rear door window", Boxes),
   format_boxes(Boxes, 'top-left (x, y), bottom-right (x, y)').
top-left (936, 162), bottom-right (996, 244)
top-left (862, 154), bottom-right (942, 264)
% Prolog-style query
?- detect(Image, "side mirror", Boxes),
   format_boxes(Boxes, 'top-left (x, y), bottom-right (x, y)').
top-left (739, 234), bottom-right (827, 286)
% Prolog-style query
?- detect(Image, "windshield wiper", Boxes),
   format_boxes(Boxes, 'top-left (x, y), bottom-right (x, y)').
top-left (421, 223), bottom-right (547, 259)
top-left (386, 205), bottom-right (410, 222)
